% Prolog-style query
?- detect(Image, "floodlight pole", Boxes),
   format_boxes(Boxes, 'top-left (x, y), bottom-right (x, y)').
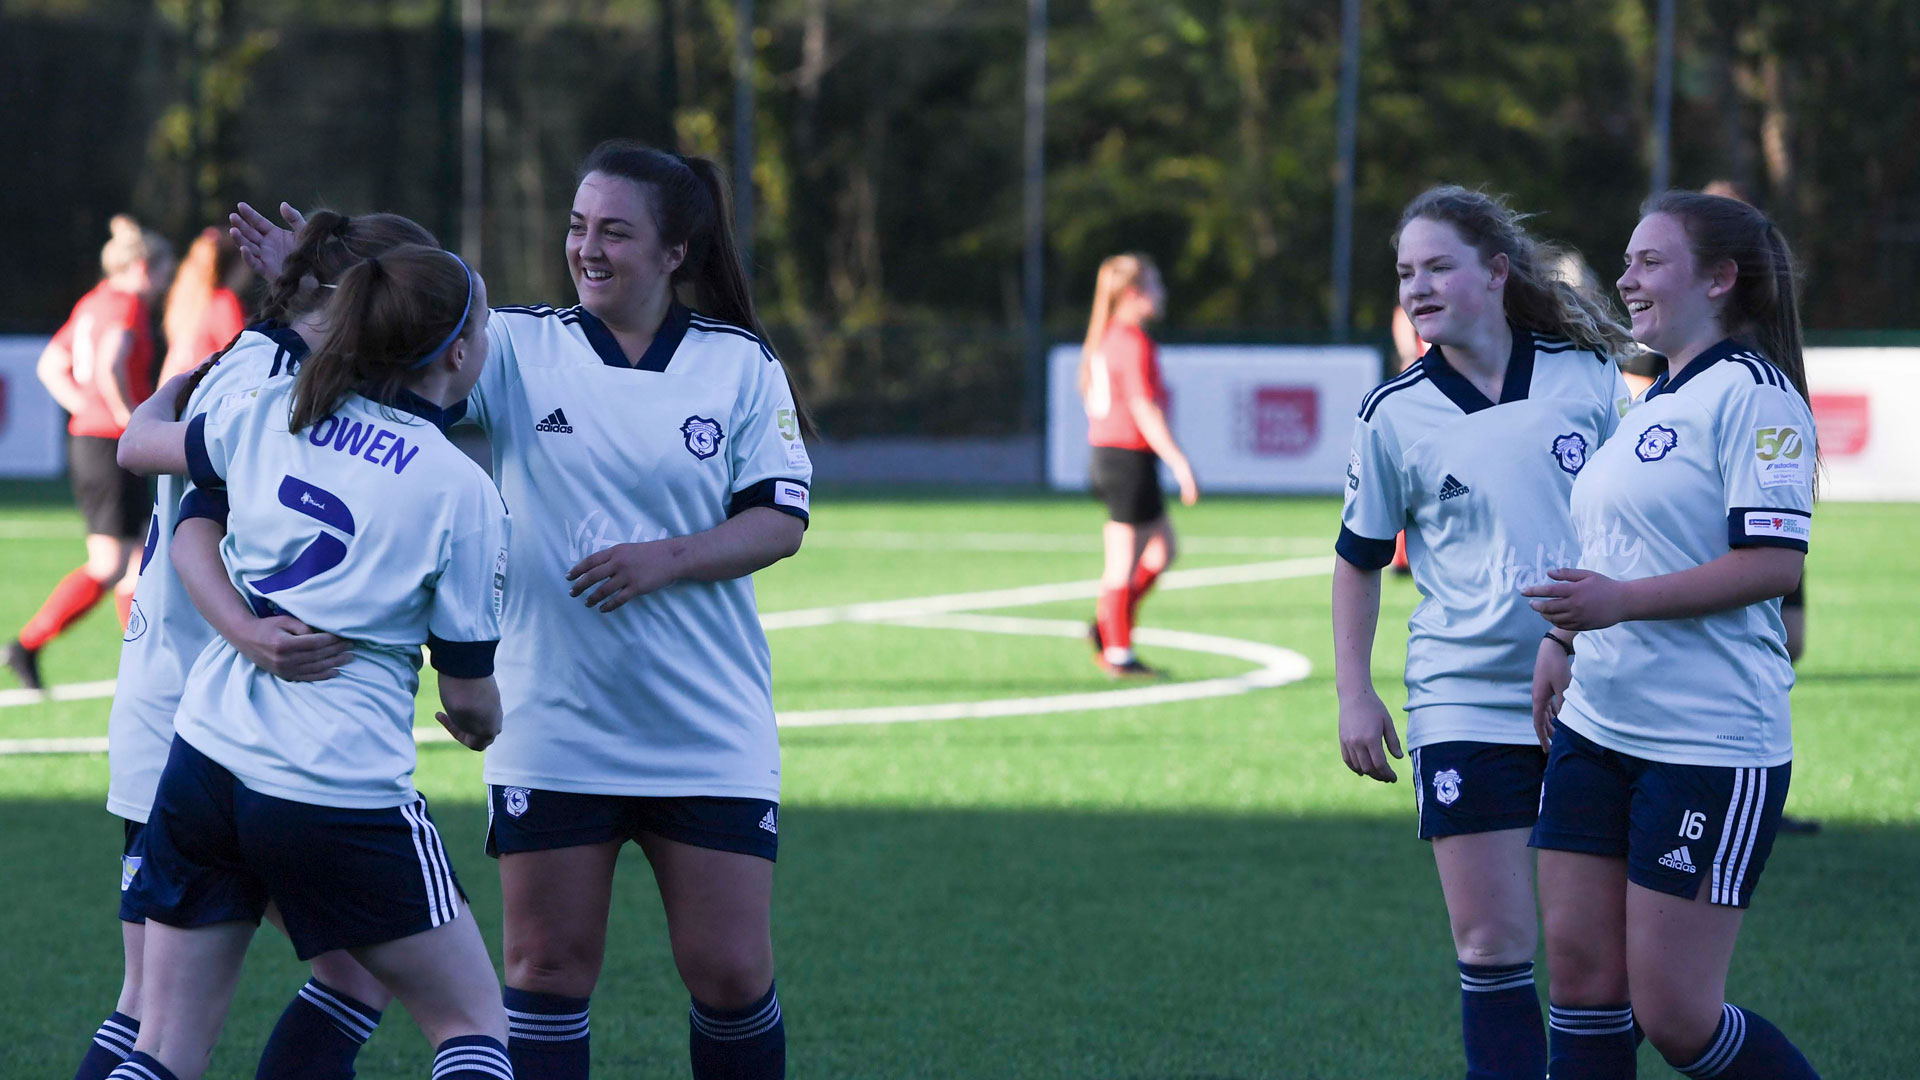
top-left (1651, 0), bottom-right (1675, 194)
top-left (460, 0), bottom-right (484, 266)
top-left (1329, 0), bottom-right (1360, 343)
top-left (1022, 0), bottom-right (1048, 436)
top-left (734, 0), bottom-right (755, 284)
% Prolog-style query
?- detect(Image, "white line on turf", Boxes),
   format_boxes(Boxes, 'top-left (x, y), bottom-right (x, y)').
top-left (803, 531), bottom-right (1326, 556)
top-left (0, 679), bottom-right (119, 708)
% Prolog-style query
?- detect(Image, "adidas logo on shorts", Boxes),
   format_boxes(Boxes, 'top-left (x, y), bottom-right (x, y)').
top-left (1439, 474), bottom-right (1471, 501)
top-left (757, 808), bottom-right (778, 835)
top-left (535, 408), bottom-right (574, 434)
top-left (1658, 846), bottom-right (1697, 874)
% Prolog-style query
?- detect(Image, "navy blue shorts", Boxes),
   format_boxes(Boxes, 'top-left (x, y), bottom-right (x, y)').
top-left (118, 817), bottom-right (148, 924)
top-left (1411, 741), bottom-right (1548, 839)
top-left (1530, 724), bottom-right (1790, 908)
top-left (486, 786), bottom-right (778, 862)
top-left (123, 738), bottom-right (469, 959)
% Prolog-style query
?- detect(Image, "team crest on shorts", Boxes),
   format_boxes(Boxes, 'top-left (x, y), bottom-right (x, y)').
top-left (120, 854), bottom-right (142, 891)
top-left (1550, 432), bottom-right (1589, 475)
top-left (1433, 768), bottom-right (1463, 806)
top-left (681, 415), bottom-right (725, 460)
top-left (502, 787), bottom-right (531, 818)
top-left (1635, 424), bottom-right (1679, 462)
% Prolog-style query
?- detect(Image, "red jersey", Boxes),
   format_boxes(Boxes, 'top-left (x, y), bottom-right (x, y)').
top-left (181, 288), bottom-right (246, 369)
top-left (1084, 322), bottom-right (1166, 451)
top-left (50, 282), bottom-right (153, 438)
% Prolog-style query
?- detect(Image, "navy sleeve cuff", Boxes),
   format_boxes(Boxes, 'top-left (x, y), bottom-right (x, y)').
top-left (184, 413), bottom-right (223, 490)
top-left (728, 477), bottom-right (811, 526)
top-left (1727, 507), bottom-right (1810, 553)
top-left (427, 634), bottom-right (497, 678)
top-left (1335, 525), bottom-right (1397, 570)
top-left (175, 488), bottom-right (230, 530)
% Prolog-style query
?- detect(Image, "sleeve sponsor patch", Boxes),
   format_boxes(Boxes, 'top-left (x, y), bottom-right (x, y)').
top-left (1752, 425), bottom-right (1809, 489)
top-left (774, 481), bottom-right (810, 512)
top-left (1738, 510), bottom-right (1810, 544)
top-left (492, 549), bottom-right (508, 617)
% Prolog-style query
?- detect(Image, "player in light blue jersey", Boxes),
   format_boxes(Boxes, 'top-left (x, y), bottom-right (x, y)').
top-left (111, 247), bottom-right (516, 1080)
top-left (1333, 186), bottom-right (1632, 1080)
top-left (76, 210), bottom-right (438, 1080)
top-left (1525, 193), bottom-right (1821, 1079)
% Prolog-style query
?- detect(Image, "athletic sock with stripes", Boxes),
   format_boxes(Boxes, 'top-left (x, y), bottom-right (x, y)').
top-left (20, 566), bottom-right (108, 650)
top-left (73, 1010), bottom-right (138, 1080)
top-left (503, 987), bottom-right (588, 1080)
top-left (105, 1052), bottom-right (179, 1080)
top-left (1669, 1003), bottom-right (1819, 1079)
top-left (689, 982), bottom-right (784, 1080)
top-left (1458, 961), bottom-right (1546, 1079)
top-left (254, 978), bottom-right (384, 1080)
top-left (1549, 1002), bottom-right (1639, 1079)
top-left (434, 1035), bottom-right (514, 1080)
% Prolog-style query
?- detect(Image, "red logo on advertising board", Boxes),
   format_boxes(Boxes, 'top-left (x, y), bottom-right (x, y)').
top-left (1245, 386), bottom-right (1318, 456)
top-left (1810, 393), bottom-right (1869, 456)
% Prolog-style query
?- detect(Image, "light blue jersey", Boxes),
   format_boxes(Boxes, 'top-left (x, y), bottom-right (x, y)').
top-left (1560, 340), bottom-right (1815, 767)
top-left (1338, 327), bottom-right (1630, 748)
top-left (174, 379), bottom-right (509, 808)
top-left (107, 325), bottom-right (309, 822)
top-left (467, 303), bottom-right (811, 801)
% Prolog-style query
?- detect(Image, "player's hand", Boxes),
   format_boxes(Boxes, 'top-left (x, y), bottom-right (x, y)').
top-left (1523, 568), bottom-right (1627, 631)
top-left (434, 709), bottom-right (498, 751)
top-left (1532, 637), bottom-right (1573, 751)
top-left (1176, 465), bottom-right (1200, 507)
top-left (1338, 687), bottom-right (1403, 783)
top-left (229, 201), bottom-right (306, 280)
top-left (567, 540), bottom-right (679, 613)
top-left (236, 616), bottom-right (351, 681)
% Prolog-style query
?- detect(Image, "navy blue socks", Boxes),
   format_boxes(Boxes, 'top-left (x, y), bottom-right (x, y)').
top-left (1549, 1002), bottom-right (1639, 1079)
top-left (74, 1011), bottom-right (139, 1080)
top-left (105, 1052), bottom-right (179, 1080)
top-left (1458, 960), bottom-right (1547, 1079)
top-left (1670, 1003), bottom-right (1819, 1079)
top-left (689, 982), bottom-right (784, 1080)
top-left (254, 978), bottom-right (384, 1079)
top-left (434, 1035), bottom-right (514, 1079)
top-left (503, 987), bottom-right (590, 1080)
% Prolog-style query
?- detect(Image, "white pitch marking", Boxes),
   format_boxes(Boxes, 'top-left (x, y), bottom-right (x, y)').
top-left (0, 679), bottom-right (119, 708)
top-left (0, 521), bottom-right (85, 541)
top-left (804, 531), bottom-right (1326, 556)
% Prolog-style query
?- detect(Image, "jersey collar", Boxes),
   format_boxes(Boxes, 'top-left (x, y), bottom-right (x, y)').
top-left (1644, 337), bottom-right (1743, 400)
top-left (574, 301), bottom-right (692, 372)
top-left (252, 321), bottom-right (310, 361)
top-left (370, 388), bottom-right (466, 432)
top-left (1419, 322), bottom-right (1535, 414)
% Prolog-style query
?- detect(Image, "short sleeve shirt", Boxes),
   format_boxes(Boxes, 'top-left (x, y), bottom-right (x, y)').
top-left (1085, 323), bottom-right (1166, 451)
top-left (52, 282), bottom-right (154, 438)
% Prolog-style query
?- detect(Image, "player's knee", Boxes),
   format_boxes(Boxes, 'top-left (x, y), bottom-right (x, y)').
top-left (1634, 1000), bottom-right (1723, 1064)
top-left (1541, 935), bottom-right (1625, 1002)
top-left (1452, 920), bottom-right (1535, 967)
top-left (676, 943), bottom-right (773, 1010)
top-left (309, 951), bottom-right (395, 1011)
top-left (504, 937), bottom-right (602, 995)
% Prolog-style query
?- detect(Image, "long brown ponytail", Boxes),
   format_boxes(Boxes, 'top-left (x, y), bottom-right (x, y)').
top-left (1077, 253), bottom-right (1156, 399)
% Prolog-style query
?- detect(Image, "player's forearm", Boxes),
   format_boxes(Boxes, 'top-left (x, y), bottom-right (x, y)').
top-left (1618, 547), bottom-right (1804, 622)
top-left (661, 507), bottom-right (806, 584)
top-left (97, 333), bottom-right (137, 424)
top-left (171, 517), bottom-right (257, 641)
top-left (1331, 558), bottom-right (1384, 697)
top-left (117, 393), bottom-right (191, 474)
top-left (1128, 399), bottom-right (1189, 471)
top-left (437, 674), bottom-right (503, 739)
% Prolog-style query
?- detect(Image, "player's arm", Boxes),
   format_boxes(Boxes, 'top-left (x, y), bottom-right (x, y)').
top-left (87, 316), bottom-right (139, 427)
top-left (172, 515), bottom-right (352, 681)
top-left (435, 675), bottom-right (503, 751)
top-left (569, 507), bottom-right (805, 614)
top-left (1126, 395), bottom-right (1199, 506)
top-left (1526, 549), bottom-right (1802, 631)
top-left (35, 338), bottom-right (88, 415)
top-left (117, 371), bottom-right (200, 474)
top-left (1332, 556), bottom-right (1402, 782)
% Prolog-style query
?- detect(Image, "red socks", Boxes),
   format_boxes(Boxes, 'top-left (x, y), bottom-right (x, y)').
top-left (19, 567), bottom-right (108, 651)
top-left (1096, 587), bottom-right (1132, 653)
top-left (1126, 563), bottom-right (1163, 624)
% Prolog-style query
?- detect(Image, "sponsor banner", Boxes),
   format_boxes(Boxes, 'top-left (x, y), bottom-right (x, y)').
top-left (1805, 347), bottom-right (1920, 501)
top-left (0, 336), bottom-right (66, 478)
top-left (1047, 344), bottom-right (1380, 494)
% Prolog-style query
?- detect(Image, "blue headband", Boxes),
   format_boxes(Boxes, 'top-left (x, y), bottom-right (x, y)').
top-left (410, 252), bottom-right (474, 369)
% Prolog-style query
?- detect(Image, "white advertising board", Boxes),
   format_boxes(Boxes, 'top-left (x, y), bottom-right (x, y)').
top-left (0, 336), bottom-right (66, 479)
top-left (1804, 347), bottom-right (1920, 502)
top-left (1047, 344), bottom-right (1381, 494)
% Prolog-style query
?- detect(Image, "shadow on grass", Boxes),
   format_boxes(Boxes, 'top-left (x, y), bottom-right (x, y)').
top-left (4, 799), bottom-right (1911, 1079)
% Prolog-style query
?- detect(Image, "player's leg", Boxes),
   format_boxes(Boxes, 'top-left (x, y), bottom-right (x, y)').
top-left (254, 902), bottom-right (392, 1080)
top-left (494, 793), bottom-right (622, 1080)
top-left (636, 809), bottom-right (781, 1080)
top-left (116, 920), bottom-right (257, 1080)
top-left (7, 530), bottom-right (122, 689)
top-left (76, 820), bottom-right (152, 1080)
top-left (1095, 518), bottom-right (1139, 667)
top-left (1126, 514), bottom-right (1176, 627)
top-left (347, 914), bottom-right (513, 1078)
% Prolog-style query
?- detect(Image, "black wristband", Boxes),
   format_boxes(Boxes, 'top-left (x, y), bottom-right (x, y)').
top-left (1544, 631), bottom-right (1575, 657)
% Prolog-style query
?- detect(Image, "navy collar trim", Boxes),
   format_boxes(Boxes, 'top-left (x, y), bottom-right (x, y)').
top-left (1420, 323), bottom-right (1535, 415)
top-left (1645, 338), bottom-right (1743, 400)
top-left (367, 388), bottom-right (465, 432)
top-left (576, 302), bottom-right (691, 372)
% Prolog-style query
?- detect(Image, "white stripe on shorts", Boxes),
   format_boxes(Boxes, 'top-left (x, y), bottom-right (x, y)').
top-left (1709, 768), bottom-right (1761, 905)
top-left (402, 801), bottom-right (457, 926)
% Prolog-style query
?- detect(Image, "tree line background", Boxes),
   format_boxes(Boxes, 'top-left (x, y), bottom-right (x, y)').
top-left (4, 0), bottom-right (1917, 437)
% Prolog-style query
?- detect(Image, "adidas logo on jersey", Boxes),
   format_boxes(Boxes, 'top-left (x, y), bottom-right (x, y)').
top-left (535, 408), bottom-right (574, 434)
top-left (1658, 846), bottom-right (1697, 874)
top-left (1438, 474), bottom-right (1470, 501)
top-left (757, 808), bottom-right (778, 835)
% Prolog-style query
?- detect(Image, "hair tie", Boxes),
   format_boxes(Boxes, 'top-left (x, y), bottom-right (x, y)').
top-left (410, 252), bottom-right (475, 370)
top-left (331, 214), bottom-right (353, 239)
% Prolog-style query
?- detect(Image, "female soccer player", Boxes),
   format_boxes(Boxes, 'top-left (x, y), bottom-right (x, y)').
top-left (1333, 185), bottom-right (1631, 1080)
top-left (1078, 252), bottom-right (1197, 677)
top-left (111, 246), bottom-right (515, 1080)
top-left (159, 226), bottom-right (250, 384)
top-left (8, 216), bottom-right (174, 691)
top-left (77, 212), bottom-right (440, 1080)
top-left (1526, 192), bottom-right (1821, 1079)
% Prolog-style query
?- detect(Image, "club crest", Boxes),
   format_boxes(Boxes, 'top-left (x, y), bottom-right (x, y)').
top-left (1433, 768), bottom-right (1462, 806)
top-left (503, 786), bottom-right (531, 818)
top-left (1635, 424), bottom-right (1679, 462)
top-left (1551, 432), bottom-right (1589, 475)
top-left (681, 415), bottom-right (725, 460)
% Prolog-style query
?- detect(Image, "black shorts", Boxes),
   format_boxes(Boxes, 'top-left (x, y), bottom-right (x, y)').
top-left (1530, 724), bottom-right (1790, 909)
top-left (70, 434), bottom-right (150, 539)
top-left (118, 817), bottom-right (148, 924)
top-left (123, 738), bottom-right (469, 959)
top-left (486, 786), bottom-right (779, 862)
top-left (1412, 741), bottom-right (1548, 839)
top-left (1088, 446), bottom-right (1166, 525)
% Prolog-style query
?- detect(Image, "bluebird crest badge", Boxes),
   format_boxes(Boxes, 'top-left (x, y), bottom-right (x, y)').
top-left (682, 415), bottom-right (725, 460)
top-left (503, 787), bottom-right (531, 818)
top-left (1433, 768), bottom-right (1463, 806)
top-left (1551, 432), bottom-right (1589, 475)
top-left (1635, 424), bottom-right (1679, 462)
